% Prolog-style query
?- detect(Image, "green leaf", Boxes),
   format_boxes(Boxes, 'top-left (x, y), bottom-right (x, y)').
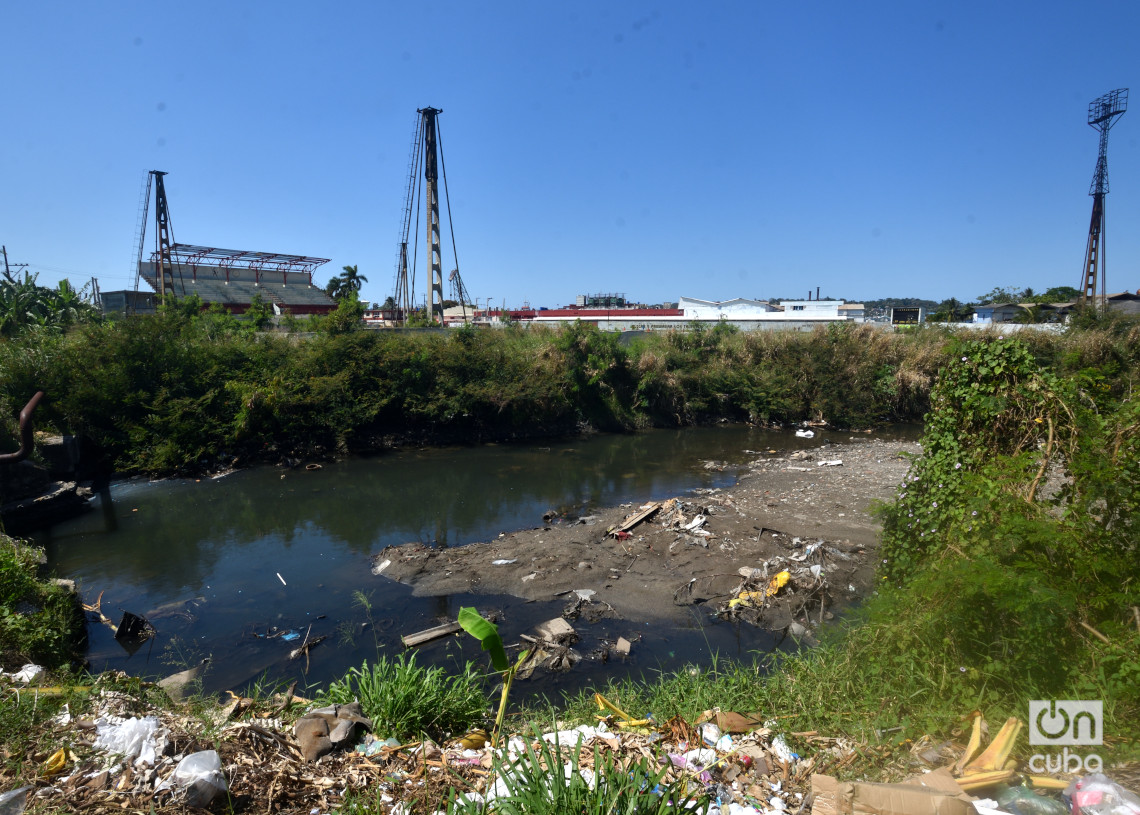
top-left (458, 607), bottom-right (509, 672)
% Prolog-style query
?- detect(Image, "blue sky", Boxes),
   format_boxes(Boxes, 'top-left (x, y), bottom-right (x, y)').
top-left (3, 1), bottom-right (1137, 308)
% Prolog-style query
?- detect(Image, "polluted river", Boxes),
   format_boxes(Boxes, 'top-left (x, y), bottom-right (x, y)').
top-left (34, 424), bottom-right (921, 702)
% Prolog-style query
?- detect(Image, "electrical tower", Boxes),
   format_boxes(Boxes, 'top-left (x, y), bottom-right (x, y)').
top-left (1078, 88), bottom-right (1128, 309)
top-left (390, 108), bottom-right (470, 325)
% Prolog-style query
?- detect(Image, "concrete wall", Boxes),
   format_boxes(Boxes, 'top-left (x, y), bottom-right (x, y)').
top-left (677, 297), bottom-right (779, 319)
top-left (780, 300), bottom-right (842, 318)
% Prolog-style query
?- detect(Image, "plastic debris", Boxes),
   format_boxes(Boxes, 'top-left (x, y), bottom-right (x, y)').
top-left (0, 786), bottom-right (31, 815)
top-left (4, 664), bottom-right (45, 685)
top-left (154, 750), bottom-right (227, 807)
top-left (794, 429), bottom-right (814, 438)
top-left (729, 570), bottom-right (790, 608)
top-left (995, 784), bottom-right (1069, 815)
top-left (491, 559), bottom-right (517, 565)
top-left (93, 716), bottom-right (161, 765)
top-left (817, 459), bottom-right (843, 467)
top-left (700, 722), bottom-right (722, 746)
top-left (683, 515), bottom-right (708, 532)
top-left (1065, 773), bottom-right (1140, 815)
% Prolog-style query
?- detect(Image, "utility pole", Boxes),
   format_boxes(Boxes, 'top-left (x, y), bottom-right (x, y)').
top-left (2, 245), bottom-right (29, 279)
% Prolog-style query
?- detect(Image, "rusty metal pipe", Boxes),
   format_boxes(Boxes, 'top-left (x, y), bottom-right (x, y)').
top-left (0, 391), bottom-right (46, 464)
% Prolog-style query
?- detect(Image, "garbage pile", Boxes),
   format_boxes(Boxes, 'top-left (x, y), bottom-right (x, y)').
top-left (3, 664), bottom-right (1139, 815)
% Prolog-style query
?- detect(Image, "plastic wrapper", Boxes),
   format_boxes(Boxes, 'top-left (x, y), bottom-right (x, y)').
top-left (0, 786), bottom-right (32, 815)
top-left (995, 784), bottom-right (1068, 815)
top-left (155, 750), bottom-right (227, 807)
top-left (93, 716), bottom-right (160, 765)
top-left (1065, 774), bottom-right (1140, 815)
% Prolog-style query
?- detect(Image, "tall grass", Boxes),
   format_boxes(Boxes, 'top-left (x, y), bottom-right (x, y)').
top-left (316, 652), bottom-right (488, 742)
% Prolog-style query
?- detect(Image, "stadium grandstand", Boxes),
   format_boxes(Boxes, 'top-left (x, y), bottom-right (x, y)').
top-left (104, 244), bottom-right (336, 316)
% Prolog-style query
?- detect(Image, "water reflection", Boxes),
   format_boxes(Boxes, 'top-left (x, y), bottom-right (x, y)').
top-left (37, 425), bottom-right (918, 696)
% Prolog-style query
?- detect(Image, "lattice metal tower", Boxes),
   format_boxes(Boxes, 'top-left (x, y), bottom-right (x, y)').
top-left (420, 108), bottom-right (445, 323)
top-left (1079, 88), bottom-right (1128, 308)
top-left (391, 107), bottom-right (468, 325)
top-left (131, 170), bottom-right (185, 305)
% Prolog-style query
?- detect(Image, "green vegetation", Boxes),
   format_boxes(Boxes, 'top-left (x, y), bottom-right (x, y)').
top-left (4, 303), bottom-right (1138, 479)
top-left (0, 308), bottom-right (958, 475)
top-left (458, 607), bottom-right (530, 746)
top-left (449, 730), bottom-right (710, 814)
top-left (316, 652), bottom-right (487, 742)
top-left (543, 329), bottom-right (1140, 763)
top-left (0, 535), bottom-right (85, 670)
top-left (324, 264), bottom-right (369, 301)
top-left (0, 271), bottom-right (99, 337)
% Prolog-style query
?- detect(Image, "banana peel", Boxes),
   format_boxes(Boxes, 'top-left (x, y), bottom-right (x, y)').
top-left (594, 693), bottom-right (635, 722)
top-left (41, 747), bottom-right (72, 778)
top-left (957, 769), bottom-right (1017, 792)
top-left (729, 570), bottom-right (790, 609)
top-left (963, 717), bottom-right (1021, 774)
top-left (954, 713), bottom-right (984, 775)
top-left (459, 729), bottom-right (488, 750)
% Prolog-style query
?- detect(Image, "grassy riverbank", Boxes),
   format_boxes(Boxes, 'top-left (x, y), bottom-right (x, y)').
top-left (2, 305), bottom-right (1137, 478)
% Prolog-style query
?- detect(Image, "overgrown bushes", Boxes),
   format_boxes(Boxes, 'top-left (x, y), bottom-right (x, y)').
top-left (0, 535), bottom-right (85, 670)
top-left (1, 309), bottom-right (1136, 478)
top-left (0, 312), bottom-right (952, 476)
top-left (539, 332), bottom-right (1139, 760)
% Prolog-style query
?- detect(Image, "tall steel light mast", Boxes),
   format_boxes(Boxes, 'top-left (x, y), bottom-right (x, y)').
top-left (390, 108), bottom-right (468, 326)
top-left (420, 107), bottom-right (445, 324)
top-left (1078, 88), bottom-right (1128, 309)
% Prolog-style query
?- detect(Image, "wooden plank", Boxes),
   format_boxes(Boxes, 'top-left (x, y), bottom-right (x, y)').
top-left (608, 502), bottom-right (661, 537)
top-left (401, 620), bottom-right (461, 648)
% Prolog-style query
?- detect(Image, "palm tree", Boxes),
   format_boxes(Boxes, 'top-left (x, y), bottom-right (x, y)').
top-left (324, 265), bottom-right (368, 300)
top-left (338, 265), bottom-right (367, 298)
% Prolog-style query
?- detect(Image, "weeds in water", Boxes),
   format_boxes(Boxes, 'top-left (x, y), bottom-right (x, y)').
top-left (316, 652), bottom-right (487, 742)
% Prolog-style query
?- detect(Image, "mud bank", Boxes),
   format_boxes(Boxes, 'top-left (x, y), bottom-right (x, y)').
top-left (375, 437), bottom-right (919, 634)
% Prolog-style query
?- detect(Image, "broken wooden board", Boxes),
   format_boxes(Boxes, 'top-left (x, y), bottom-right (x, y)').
top-left (401, 621), bottom-right (461, 648)
top-left (607, 502), bottom-right (661, 538)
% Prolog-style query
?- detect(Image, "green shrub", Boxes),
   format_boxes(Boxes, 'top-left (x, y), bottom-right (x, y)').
top-left (317, 652), bottom-right (487, 742)
top-left (0, 536), bottom-right (85, 669)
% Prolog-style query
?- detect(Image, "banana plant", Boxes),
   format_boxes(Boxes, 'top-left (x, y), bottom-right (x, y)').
top-left (457, 607), bottom-right (529, 747)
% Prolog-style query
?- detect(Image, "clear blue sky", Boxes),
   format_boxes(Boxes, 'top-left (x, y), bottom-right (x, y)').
top-left (3, 1), bottom-right (1137, 308)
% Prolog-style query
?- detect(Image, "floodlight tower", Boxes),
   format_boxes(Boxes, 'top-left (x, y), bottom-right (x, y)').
top-left (390, 107), bottom-right (467, 325)
top-left (1079, 88), bottom-right (1128, 308)
top-left (420, 107), bottom-right (445, 324)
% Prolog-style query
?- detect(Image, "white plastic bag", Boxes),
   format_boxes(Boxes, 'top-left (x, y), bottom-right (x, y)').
top-left (1065, 773), bottom-right (1140, 815)
top-left (0, 786), bottom-right (32, 815)
top-left (155, 750), bottom-right (227, 807)
top-left (93, 716), bottom-right (160, 765)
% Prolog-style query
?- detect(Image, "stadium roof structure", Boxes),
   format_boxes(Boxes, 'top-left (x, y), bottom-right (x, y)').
top-left (150, 243), bottom-right (330, 285)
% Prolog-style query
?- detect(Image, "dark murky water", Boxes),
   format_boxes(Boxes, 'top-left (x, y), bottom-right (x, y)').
top-left (36, 425), bottom-right (919, 702)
